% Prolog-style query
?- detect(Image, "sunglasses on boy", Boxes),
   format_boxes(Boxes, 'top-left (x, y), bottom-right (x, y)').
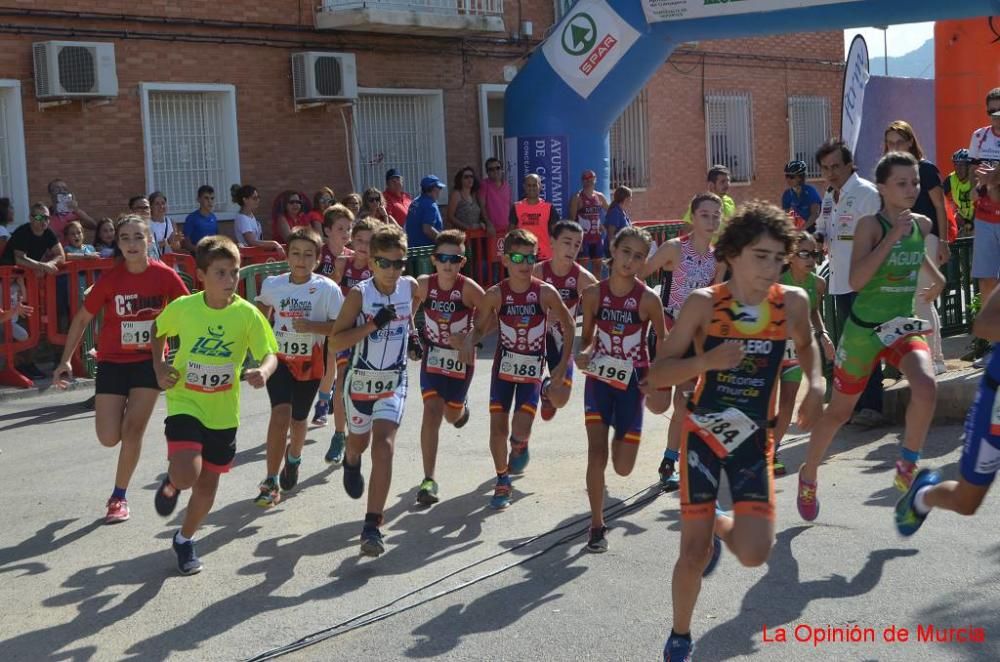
top-left (373, 256), bottom-right (406, 270)
top-left (433, 253), bottom-right (464, 264)
top-left (795, 250), bottom-right (822, 260)
top-left (507, 252), bottom-right (537, 265)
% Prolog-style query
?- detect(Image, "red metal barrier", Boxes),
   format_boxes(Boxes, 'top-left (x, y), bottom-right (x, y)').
top-left (239, 245), bottom-right (286, 266)
top-left (45, 258), bottom-right (116, 377)
top-left (161, 253), bottom-right (201, 291)
top-left (463, 228), bottom-right (503, 287)
top-left (0, 267), bottom-right (42, 388)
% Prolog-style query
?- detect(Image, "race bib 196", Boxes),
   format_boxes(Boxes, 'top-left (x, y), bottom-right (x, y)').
top-left (689, 408), bottom-right (759, 459)
top-left (120, 320), bottom-right (153, 351)
top-left (426, 345), bottom-right (466, 379)
top-left (275, 329), bottom-right (313, 358)
top-left (874, 316), bottom-right (928, 348)
top-left (583, 354), bottom-right (633, 390)
top-left (185, 360), bottom-right (233, 393)
top-left (498, 350), bottom-right (544, 384)
top-left (349, 368), bottom-right (398, 401)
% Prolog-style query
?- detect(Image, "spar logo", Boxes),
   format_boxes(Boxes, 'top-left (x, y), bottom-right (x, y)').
top-left (562, 12), bottom-right (618, 76)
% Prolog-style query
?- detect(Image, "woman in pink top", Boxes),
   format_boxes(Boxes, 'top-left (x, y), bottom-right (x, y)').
top-left (478, 157), bottom-right (510, 238)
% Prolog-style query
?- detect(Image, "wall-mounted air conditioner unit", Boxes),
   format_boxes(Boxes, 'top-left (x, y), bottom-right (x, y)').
top-left (33, 41), bottom-right (119, 99)
top-left (292, 52), bottom-right (358, 103)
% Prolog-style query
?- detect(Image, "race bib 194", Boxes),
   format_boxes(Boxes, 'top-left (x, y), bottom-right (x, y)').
top-left (185, 360), bottom-right (233, 393)
top-left (426, 345), bottom-right (466, 379)
top-left (583, 354), bottom-right (633, 390)
top-left (497, 350), bottom-right (544, 384)
top-left (689, 408), bottom-right (759, 459)
top-left (874, 316), bottom-right (928, 348)
top-left (349, 368), bottom-right (398, 401)
top-left (120, 320), bottom-right (153, 351)
top-left (275, 329), bottom-right (313, 358)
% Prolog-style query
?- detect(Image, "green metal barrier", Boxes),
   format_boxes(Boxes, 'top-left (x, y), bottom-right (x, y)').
top-left (641, 223), bottom-right (687, 288)
top-left (406, 246), bottom-right (435, 278)
top-left (239, 261), bottom-right (290, 301)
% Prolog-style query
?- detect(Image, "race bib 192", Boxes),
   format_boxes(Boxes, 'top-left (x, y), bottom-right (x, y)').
top-left (689, 408), bottom-right (759, 459)
top-left (275, 329), bottom-right (313, 358)
top-left (497, 350), bottom-right (544, 384)
top-left (874, 316), bottom-right (928, 348)
top-left (349, 368), bottom-right (399, 401)
top-left (185, 360), bottom-right (233, 393)
top-left (583, 354), bottom-right (633, 390)
top-left (120, 320), bottom-right (153, 351)
top-left (426, 345), bottom-right (466, 379)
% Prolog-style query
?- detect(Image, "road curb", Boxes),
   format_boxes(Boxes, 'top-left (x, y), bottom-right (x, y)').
top-left (883, 366), bottom-right (982, 425)
top-left (0, 378), bottom-right (95, 403)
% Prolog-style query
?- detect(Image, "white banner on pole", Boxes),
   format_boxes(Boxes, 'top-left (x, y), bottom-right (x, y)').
top-left (841, 34), bottom-right (870, 153)
top-left (642, 0), bottom-right (860, 23)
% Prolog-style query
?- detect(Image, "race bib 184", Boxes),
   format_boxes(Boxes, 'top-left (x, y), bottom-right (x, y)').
top-left (497, 350), bottom-right (544, 384)
top-left (689, 408), bottom-right (759, 459)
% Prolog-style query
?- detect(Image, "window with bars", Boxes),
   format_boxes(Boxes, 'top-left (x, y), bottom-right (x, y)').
top-left (788, 96), bottom-right (831, 179)
top-left (140, 84), bottom-right (240, 216)
top-left (354, 90), bottom-right (447, 198)
top-left (610, 89), bottom-right (649, 189)
top-left (0, 81), bottom-right (28, 225)
top-left (705, 91), bottom-right (754, 184)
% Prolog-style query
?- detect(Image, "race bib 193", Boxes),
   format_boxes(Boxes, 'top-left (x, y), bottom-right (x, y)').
top-left (874, 316), bottom-right (928, 348)
top-left (497, 350), bottom-right (544, 384)
top-left (583, 354), bottom-right (633, 390)
top-left (120, 320), bottom-right (153, 351)
top-left (689, 408), bottom-right (759, 459)
top-left (185, 360), bottom-right (233, 393)
top-left (349, 368), bottom-right (399, 401)
top-left (426, 345), bottom-right (466, 379)
top-left (275, 329), bottom-right (313, 358)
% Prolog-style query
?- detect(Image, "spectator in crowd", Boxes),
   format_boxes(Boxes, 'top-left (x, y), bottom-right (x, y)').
top-left (93, 217), bottom-right (117, 258)
top-left (604, 185), bottom-right (632, 248)
top-left (383, 168), bottom-right (412, 226)
top-left (814, 138), bottom-right (885, 426)
top-left (182, 185), bottom-right (218, 251)
top-left (968, 88), bottom-right (1000, 323)
top-left (47, 179), bottom-right (96, 236)
top-left (148, 191), bottom-right (182, 256)
top-left (943, 149), bottom-right (975, 239)
top-left (509, 173), bottom-right (559, 261)
top-left (128, 196), bottom-right (161, 259)
top-left (405, 175), bottom-right (445, 248)
top-left (306, 187), bottom-right (336, 235)
top-left (271, 190), bottom-right (310, 243)
top-left (232, 184), bottom-right (285, 256)
top-left (62, 221), bottom-right (98, 260)
top-left (447, 166), bottom-right (487, 231)
top-left (342, 193), bottom-right (362, 219)
top-left (683, 165), bottom-right (735, 223)
top-left (0, 197), bottom-right (12, 256)
top-left (359, 187), bottom-right (392, 224)
top-left (479, 157), bottom-right (509, 238)
top-left (781, 160), bottom-right (822, 231)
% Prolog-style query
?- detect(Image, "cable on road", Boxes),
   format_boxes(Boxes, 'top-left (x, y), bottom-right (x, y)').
top-left (243, 482), bottom-right (667, 661)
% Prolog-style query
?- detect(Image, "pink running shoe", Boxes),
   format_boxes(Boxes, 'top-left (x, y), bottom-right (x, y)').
top-left (105, 497), bottom-right (130, 524)
top-left (894, 460), bottom-right (916, 492)
top-left (796, 476), bottom-right (819, 521)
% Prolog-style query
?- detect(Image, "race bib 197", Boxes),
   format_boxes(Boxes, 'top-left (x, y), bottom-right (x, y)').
top-left (497, 350), bottom-right (544, 384)
top-left (185, 360), bottom-right (233, 393)
top-left (120, 320), bottom-right (153, 351)
top-left (583, 354), bottom-right (633, 390)
top-left (349, 368), bottom-right (399, 401)
top-left (689, 408), bottom-right (759, 459)
top-left (874, 316), bottom-right (928, 348)
top-left (275, 329), bottom-right (313, 358)
top-left (426, 345), bottom-right (466, 379)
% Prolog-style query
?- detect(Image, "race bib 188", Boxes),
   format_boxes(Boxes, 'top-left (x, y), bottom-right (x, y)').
top-left (349, 368), bottom-right (399, 401)
top-left (120, 320), bottom-right (153, 351)
top-left (874, 316), bottom-right (928, 348)
top-left (185, 360), bottom-right (233, 393)
top-left (497, 350), bottom-right (544, 384)
top-left (426, 345), bottom-right (466, 379)
top-left (689, 408), bottom-right (759, 459)
top-left (583, 354), bottom-right (633, 390)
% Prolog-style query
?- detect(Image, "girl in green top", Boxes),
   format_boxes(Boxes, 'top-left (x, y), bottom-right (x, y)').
top-left (773, 232), bottom-right (835, 475)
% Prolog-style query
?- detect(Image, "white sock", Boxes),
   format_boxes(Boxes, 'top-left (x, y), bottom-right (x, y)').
top-left (913, 486), bottom-right (932, 516)
top-left (174, 531), bottom-right (192, 545)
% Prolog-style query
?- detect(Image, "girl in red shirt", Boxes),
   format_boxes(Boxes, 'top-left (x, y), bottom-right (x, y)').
top-left (271, 191), bottom-right (311, 243)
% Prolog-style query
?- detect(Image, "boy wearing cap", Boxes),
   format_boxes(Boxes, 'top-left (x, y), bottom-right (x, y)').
top-left (405, 176), bottom-right (446, 248)
top-left (383, 168), bottom-right (412, 227)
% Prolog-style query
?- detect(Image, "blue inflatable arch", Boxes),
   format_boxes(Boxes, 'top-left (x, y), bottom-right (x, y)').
top-left (505, 0), bottom-right (999, 215)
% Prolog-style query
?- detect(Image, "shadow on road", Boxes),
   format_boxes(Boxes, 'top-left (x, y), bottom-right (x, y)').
top-left (0, 402), bottom-right (93, 432)
top-left (0, 518), bottom-right (103, 577)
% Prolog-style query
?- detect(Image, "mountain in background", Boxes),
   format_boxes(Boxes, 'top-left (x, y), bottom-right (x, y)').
top-left (868, 38), bottom-right (934, 79)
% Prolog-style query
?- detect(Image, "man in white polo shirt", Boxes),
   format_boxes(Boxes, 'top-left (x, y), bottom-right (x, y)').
top-left (814, 139), bottom-right (884, 427)
top-left (968, 87), bottom-right (1000, 368)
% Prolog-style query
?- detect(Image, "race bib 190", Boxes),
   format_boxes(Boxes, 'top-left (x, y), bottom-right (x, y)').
top-left (874, 316), bottom-right (928, 348)
top-left (120, 320), bottom-right (153, 351)
top-left (497, 350), bottom-right (544, 384)
top-left (349, 368), bottom-right (399, 401)
top-left (426, 345), bottom-right (466, 379)
top-left (689, 408), bottom-right (759, 459)
top-left (185, 360), bottom-right (233, 393)
top-left (583, 354), bottom-right (633, 390)
top-left (275, 329), bottom-right (313, 358)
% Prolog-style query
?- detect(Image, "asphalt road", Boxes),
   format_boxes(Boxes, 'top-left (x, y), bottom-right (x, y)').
top-left (1, 349), bottom-right (997, 661)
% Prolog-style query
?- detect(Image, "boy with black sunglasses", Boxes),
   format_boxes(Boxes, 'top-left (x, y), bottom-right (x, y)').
top-left (413, 229), bottom-right (486, 505)
top-left (461, 229), bottom-right (574, 509)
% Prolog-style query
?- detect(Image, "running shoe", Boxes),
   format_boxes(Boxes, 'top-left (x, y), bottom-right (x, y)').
top-left (508, 440), bottom-right (530, 474)
top-left (895, 468), bottom-right (941, 537)
top-left (105, 497), bottom-right (130, 524)
top-left (454, 403), bottom-right (471, 429)
top-left (154, 475), bottom-right (179, 517)
top-left (255, 478), bottom-right (281, 508)
top-left (343, 458), bottom-right (365, 499)
top-left (540, 377), bottom-right (556, 421)
top-left (360, 527), bottom-right (386, 557)
top-left (490, 475), bottom-right (513, 510)
top-left (773, 454), bottom-right (786, 476)
top-left (416, 478), bottom-right (440, 505)
top-left (279, 455), bottom-right (300, 492)
top-left (663, 634), bottom-right (694, 661)
top-left (325, 431), bottom-right (346, 465)
top-left (312, 399), bottom-right (329, 426)
top-left (972, 349), bottom-right (992, 369)
top-left (894, 460), bottom-right (917, 492)
top-left (586, 525), bottom-right (609, 553)
top-left (659, 457), bottom-right (680, 492)
top-left (172, 534), bottom-right (203, 575)
top-left (796, 475), bottom-right (819, 521)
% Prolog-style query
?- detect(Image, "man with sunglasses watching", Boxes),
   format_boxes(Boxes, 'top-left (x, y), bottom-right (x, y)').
top-left (781, 160), bottom-right (822, 231)
top-left (461, 229), bottom-right (575, 510)
top-left (383, 168), bottom-right (412, 227)
top-left (968, 87), bottom-right (1000, 354)
top-left (405, 176), bottom-right (446, 249)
